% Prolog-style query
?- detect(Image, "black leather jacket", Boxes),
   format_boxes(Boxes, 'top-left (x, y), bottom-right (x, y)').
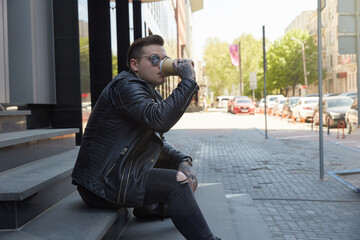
top-left (72, 71), bottom-right (198, 207)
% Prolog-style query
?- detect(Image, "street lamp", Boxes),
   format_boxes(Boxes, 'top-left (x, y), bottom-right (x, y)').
top-left (291, 37), bottom-right (308, 95)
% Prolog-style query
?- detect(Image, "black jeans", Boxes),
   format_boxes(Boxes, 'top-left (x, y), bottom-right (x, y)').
top-left (77, 168), bottom-right (215, 240)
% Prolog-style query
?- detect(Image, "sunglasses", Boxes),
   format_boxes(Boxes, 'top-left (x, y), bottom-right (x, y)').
top-left (139, 54), bottom-right (162, 66)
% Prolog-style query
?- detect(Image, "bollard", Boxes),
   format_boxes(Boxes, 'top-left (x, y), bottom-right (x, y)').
top-left (299, 117), bottom-right (305, 129)
top-left (337, 121), bottom-right (346, 139)
top-left (327, 118), bottom-right (331, 135)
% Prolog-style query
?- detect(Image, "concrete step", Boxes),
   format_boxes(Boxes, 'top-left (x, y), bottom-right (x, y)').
top-left (0, 192), bottom-right (128, 240)
top-left (0, 110), bottom-right (31, 133)
top-left (121, 183), bottom-right (238, 240)
top-left (226, 194), bottom-right (273, 240)
top-left (0, 129), bottom-right (78, 172)
top-left (0, 148), bottom-right (79, 229)
top-left (0, 129), bottom-right (78, 148)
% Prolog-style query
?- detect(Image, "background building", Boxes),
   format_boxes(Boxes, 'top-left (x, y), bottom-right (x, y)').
top-left (0, 0), bottom-right (203, 144)
top-left (285, 11), bottom-right (313, 33)
top-left (285, 0), bottom-right (358, 96)
top-left (322, 0), bottom-right (357, 94)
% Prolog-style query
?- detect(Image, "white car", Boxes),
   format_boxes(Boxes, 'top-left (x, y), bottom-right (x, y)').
top-left (345, 98), bottom-right (358, 133)
top-left (266, 95), bottom-right (284, 112)
top-left (258, 98), bottom-right (265, 113)
top-left (272, 98), bottom-right (287, 116)
top-left (214, 96), bottom-right (233, 108)
top-left (292, 97), bottom-right (319, 121)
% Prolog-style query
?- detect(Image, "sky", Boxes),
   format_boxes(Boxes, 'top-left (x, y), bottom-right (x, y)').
top-left (78, 0), bottom-right (318, 60)
top-left (192, 0), bottom-right (318, 59)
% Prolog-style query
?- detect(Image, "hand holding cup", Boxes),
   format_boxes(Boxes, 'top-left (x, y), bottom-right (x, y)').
top-left (159, 57), bottom-right (195, 80)
top-left (173, 58), bottom-right (196, 80)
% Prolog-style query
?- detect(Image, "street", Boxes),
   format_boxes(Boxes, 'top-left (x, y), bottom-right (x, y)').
top-left (166, 109), bottom-right (360, 240)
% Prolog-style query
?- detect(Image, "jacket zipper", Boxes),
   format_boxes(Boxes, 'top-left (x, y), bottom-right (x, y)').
top-left (181, 84), bottom-right (198, 111)
top-left (123, 157), bottom-right (134, 204)
top-left (106, 147), bottom-right (128, 177)
top-left (118, 131), bottom-right (152, 203)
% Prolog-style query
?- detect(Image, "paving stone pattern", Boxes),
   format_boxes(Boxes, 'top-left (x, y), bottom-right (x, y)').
top-left (165, 113), bottom-right (360, 240)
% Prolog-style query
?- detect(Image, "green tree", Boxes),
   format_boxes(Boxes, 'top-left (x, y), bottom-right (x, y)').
top-left (203, 38), bottom-right (238, 97)
top-left (79, 37), bottom-right (90, 94)
top-left (266, 29), bottom-right (319, 96)
top-left (79, 37), bottom-right (119, 96)
top-left (112, 53), bottom-right (118, 78)
top-left (232, 34), bottom-right (264, 99)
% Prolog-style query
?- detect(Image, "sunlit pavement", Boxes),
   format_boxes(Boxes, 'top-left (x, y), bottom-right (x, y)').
top-left (168, 109), bottom-right (360, 240)
top-left (174, 108), bottom-right (360, 153)
top-left (255, 114), bottom-right (360, 153)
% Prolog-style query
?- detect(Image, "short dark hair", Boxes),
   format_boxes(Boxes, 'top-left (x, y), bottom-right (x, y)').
top-left (127, 34), bottom-right (164, 69)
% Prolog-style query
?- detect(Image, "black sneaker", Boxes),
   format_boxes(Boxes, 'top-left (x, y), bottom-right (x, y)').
top-left (133, 203), bottom-right (170, 219)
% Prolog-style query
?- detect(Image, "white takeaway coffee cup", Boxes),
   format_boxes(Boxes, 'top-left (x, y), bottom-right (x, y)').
top-left (160, 57), bottom-right (178, 76)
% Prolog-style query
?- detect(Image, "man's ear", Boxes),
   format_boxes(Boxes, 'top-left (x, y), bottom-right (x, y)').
top-left (130, 59), bottom-right (139, 72)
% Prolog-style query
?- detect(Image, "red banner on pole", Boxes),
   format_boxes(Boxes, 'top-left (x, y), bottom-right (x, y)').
top-left (229, 44), bottom-right (239, 66)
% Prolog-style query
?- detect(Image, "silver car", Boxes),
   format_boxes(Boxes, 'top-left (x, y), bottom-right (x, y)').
top-left (345, 98), bottom-right (358, 133)
top-left (292, 97), bottom-right (319, 121)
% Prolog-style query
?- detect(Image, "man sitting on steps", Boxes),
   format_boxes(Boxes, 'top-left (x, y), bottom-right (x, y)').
top-left (71, 34), bottom-right (221, 240)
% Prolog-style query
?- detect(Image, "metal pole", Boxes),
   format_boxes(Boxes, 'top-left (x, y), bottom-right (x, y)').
top-left (318, 0), bottom-right (324, 180)
top-left (291, 37), bottom-right (308, 95)
top-left (263, 26), bottom-right (268, 139)
top-left (356, 0), bottom-right (360, 128)
top-left (239, 42), bottom-right (243, 96)
top-left (301, 44), bottom-right (308, 95)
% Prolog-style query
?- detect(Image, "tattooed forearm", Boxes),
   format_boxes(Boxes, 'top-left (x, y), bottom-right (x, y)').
top-left (178, 161), bottom-right (198, 192)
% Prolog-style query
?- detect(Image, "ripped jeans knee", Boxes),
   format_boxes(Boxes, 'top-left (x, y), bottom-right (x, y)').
top-left (176, 171), bottom-right (188, 184)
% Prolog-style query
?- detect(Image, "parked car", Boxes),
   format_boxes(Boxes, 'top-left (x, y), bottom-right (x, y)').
top-left (266, 95), bottom-right (284, 114)
top-left (282, 97), bottom-right (300, 118)
top-left (272, 98), bottom-right (287, 116)
top-left (82, 101), bottom-right (92, 125)
top-left (323, 93), bottom-right (340, 97)
top-left (340, 91), bottom-right (358, 100)
top-left (215, 96), bottom-right (233, 108)
top-left (227, 97), bottom-right (235, 112)
top-left (258, 98), bottom-right (265, 113)
top-left (292, 97), bottom-right (319, 121)
top-left (345, 98), bottom-right (358, 133)
top-left (232, 98), bottom-right (255, 114)
top-left (228, 96), bottom-right (248, 113)
top-left (313, 96), bottom-right (354, 127)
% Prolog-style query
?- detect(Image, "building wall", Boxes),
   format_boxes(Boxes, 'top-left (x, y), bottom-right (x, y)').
top-left (177, 0), bottom-right (186, 58)
top-left (79, 20), bottom-right (89, 38)
top-left (143, 1), bottom-right (177, 59)
top-left (286, 0), bottom-right (358, 95)
top-left (6, 0), bottom-right (55, 104)
top-left (184, 0), bottom-right (193, 59)
top-left (285, 11), bottom-right (313, 33)
top-left (323, 0), bottom-right (357, 94)
top-left (0, 0), bottom-right (9, 103)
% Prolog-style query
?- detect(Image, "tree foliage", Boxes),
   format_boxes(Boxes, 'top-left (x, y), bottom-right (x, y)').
top-left (203, 38), bottom-right (239, 97)
top-left (79, 37), bottom-right (90, 94)
top-left (79, 36), bottom-right (120, 96)
top-left (203, 35), bottom-right (263, 98)
top-left (112, 54), bottom-right (118, 78)
top-left (202, 29), bottom-right (324, 100)
top-left (266, 29), bottom-right (319, 96)
top-left (233, 34), bottom-right (263, 98)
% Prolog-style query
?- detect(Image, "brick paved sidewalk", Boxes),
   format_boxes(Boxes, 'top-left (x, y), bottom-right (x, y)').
top-left (166, 111), bottom-right (360, 240)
